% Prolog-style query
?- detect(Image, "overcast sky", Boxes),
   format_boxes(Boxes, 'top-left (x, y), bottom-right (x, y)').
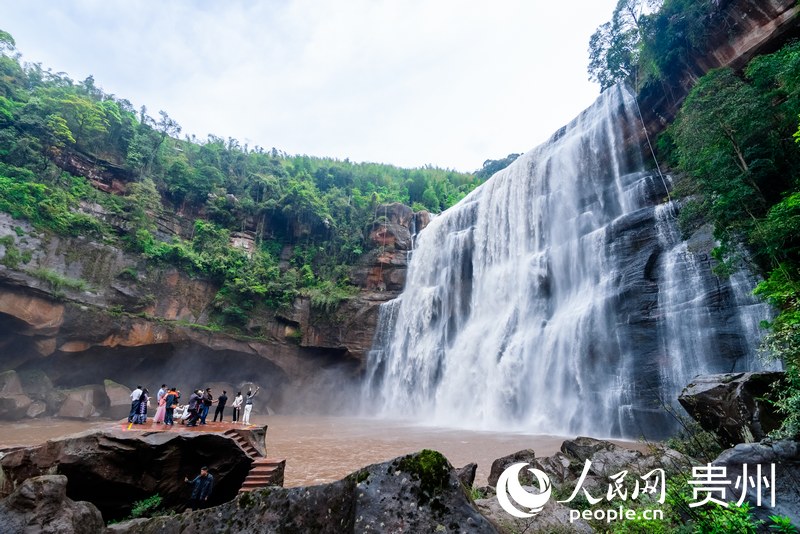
top-left (0, 0), bottom-right (617, 172)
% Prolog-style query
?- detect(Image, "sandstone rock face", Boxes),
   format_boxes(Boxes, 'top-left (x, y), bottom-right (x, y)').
top-left (0, 475), bottom-right (104, 534)
top-left (638, 0), bottom-right (800, 140)
top-left (0, 205), bottom-right (391, 418)
top-left (712, 439), bottom-right (800, 526)
top-left (0, 370), bottom-right (32, 420)
top-left (109, 450), bottom-right (497, 533)
top-left (679, 372), bottom-right (785, 446)
top-left (0, 427), bottom-right (254, 521)
top-left (104, 379), bottom-right (135, 420)
top-left (56, 384), bottom-right (110, 419)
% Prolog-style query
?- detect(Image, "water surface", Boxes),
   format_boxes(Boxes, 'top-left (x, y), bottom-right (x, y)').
top-left (0, 415), bottom-right (648, 487)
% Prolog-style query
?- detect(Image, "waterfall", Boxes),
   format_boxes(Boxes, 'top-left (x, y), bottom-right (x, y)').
top-left (363, 85), bottom-right (774, 439)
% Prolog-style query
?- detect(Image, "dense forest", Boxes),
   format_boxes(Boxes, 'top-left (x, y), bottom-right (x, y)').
top-left (591, 0), bottom-right (800, 457)
top-left (0, 28), bottom-right (513, 324)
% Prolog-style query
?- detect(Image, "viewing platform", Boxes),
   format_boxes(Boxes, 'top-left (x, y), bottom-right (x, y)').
top-left (117, 419), bottom-right (285, 491)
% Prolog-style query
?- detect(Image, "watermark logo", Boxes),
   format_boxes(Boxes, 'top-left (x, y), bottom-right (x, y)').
top-left (496, 462), bottom-right (552, 518)
top-left (495, 459), bottom-right (777, 525)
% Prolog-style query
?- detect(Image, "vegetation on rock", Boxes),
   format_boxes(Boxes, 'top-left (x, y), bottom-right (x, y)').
top-left (0, 31), bottom-right (485, 327)
top-left (590, 1), bottom-right (800, 439)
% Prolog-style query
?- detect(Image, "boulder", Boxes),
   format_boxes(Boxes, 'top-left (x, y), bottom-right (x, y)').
top-left (56, 384), bottom-right (109, 419)
top-left (679, 372), bottom-right (785, 446)
top-left (17, 369), bottom-right (54, 400)
top-left (0, 393), bottom-right (32, 420)
top-left (26, 400), bottom-right (47, 418)
top-left (488, 449), bottom-right (537, 487)
top-left (108, 449), bottom-right (496, 533)
top-left (456, 462), bottom-right (478, 488)
top-left (0, 475), bottom-right (104, 534)
top-left (104, 379), bottom-right (134, 419)
top-left (475, 496), bottom-right (593, 534)
top-left (0, 426), bottom-right (256, 522)
top-left (18, 369), bottom-right (61, 414)
top-left (0, 370), bottom-right (33, 420)
top-left (481, 438), bottom-right (693, 532)
top-left (713, 439), bottom-right (800, 526)
top-left (0, 369), bottom-right (24, 395)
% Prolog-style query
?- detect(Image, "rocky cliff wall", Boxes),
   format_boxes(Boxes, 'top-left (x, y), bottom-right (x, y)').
top-left (638, 0), bottom-right (800, 139)
top-left (0, 203), bottom-right (424, 419)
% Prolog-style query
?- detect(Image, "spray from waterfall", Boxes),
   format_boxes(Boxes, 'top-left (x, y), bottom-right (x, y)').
top-left (363, 85), bottom-right (773, 439)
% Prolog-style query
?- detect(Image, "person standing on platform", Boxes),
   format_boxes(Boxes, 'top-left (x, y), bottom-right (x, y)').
top-left (212, 390), bottom-right (228, 423)
top-left (242, 386), bottom-right (259, 425)
top-left (231, 391), bottom-right (243, 423)
top-left (199, 388), bottom-right (213, 425)
top-left (164, 387), bottom-right (179, 426)
top-left (186, 390), bottom-right (202, 427)
top-left (127, 385), bottom-right (142, 423)
top-left (153, 384), bottom-right (167, 424)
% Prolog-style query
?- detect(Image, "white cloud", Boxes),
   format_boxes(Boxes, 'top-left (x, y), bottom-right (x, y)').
top-left (0, 0), bottom-right (618, 171)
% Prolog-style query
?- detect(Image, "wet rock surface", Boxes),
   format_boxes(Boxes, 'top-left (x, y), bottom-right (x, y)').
top-left (0, 426), bottom-right (257, 521)
top-left (108, 449), bottom-right (497, 533)
top-left (0, 475), bottom-right (105, 534)
top-left (478, 437), bottom-right (691, 533)
top-left (712, 439), bottom-right (800, 526)
top-left (679, 371), bottom-right (786, 446)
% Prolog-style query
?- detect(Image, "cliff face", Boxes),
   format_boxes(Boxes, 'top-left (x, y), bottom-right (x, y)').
top-left (0, 203), bottom-right (425, 419)
top-left (638, 0), bottom-right (800, 137)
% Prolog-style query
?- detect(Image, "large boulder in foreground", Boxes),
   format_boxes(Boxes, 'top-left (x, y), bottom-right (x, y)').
top-left (713, 439), bottom-right (800, 526)
top-left (109, 449), bottom-right (497, 533)
top-left (0, 426), bottom-right (256, 521)
top-left (477, 437), bottom-right (691, 533)
top-left (0, 475), bottom-right (104, 534)
top-left (679, 371), bottom-right (785, 446)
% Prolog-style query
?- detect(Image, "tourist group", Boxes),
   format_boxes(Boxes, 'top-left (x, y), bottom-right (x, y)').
top-left (127, 385), bottom-right (261, 426)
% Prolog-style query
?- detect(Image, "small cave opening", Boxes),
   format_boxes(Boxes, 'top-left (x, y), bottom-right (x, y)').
top-left (48, 432), bottom-right (252, 521)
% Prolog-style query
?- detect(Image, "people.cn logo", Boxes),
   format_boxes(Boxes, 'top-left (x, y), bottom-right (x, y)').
top-left (496, 463), bottom-right (552, 518)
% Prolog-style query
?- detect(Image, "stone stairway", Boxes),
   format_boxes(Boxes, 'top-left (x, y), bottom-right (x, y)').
top-left (222, 428), bottom-right (285, 492)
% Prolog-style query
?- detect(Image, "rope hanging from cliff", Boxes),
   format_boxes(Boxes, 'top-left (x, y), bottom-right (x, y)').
top-left (632, 93), bottom-right (674, 215)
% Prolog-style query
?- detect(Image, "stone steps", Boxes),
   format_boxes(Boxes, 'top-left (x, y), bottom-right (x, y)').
top-left (222, 428), bottom-right (284, 492)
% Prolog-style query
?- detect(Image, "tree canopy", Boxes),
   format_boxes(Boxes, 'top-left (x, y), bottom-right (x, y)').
top-left (0, 28), bottom-right (486, 327)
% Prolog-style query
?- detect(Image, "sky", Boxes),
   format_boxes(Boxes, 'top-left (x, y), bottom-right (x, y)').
top-left (0, 0), bottom-right (618, 172)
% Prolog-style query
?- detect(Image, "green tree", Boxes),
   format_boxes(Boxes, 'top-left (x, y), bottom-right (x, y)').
top-left (588, 0), bottom-right (661, 90)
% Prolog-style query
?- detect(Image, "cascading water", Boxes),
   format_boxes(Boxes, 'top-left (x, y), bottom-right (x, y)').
top-left (364, 85), bottom-right (774, 439)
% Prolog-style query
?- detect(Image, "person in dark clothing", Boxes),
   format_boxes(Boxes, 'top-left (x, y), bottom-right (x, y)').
top-left (185, 466), bottom-right (213, 510)
top-left (127, 385), bottom-right (142, 423)
top-left (212, 390), bottom-right (228, 422)
top-left (199, 388), bottom-right (213, 425)
top-left (133, 388), bottom-right (149, 424)
top-left (186, 390), bottom-right (202, 427)
top-left (164, 387), bottom-right (179, 426)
